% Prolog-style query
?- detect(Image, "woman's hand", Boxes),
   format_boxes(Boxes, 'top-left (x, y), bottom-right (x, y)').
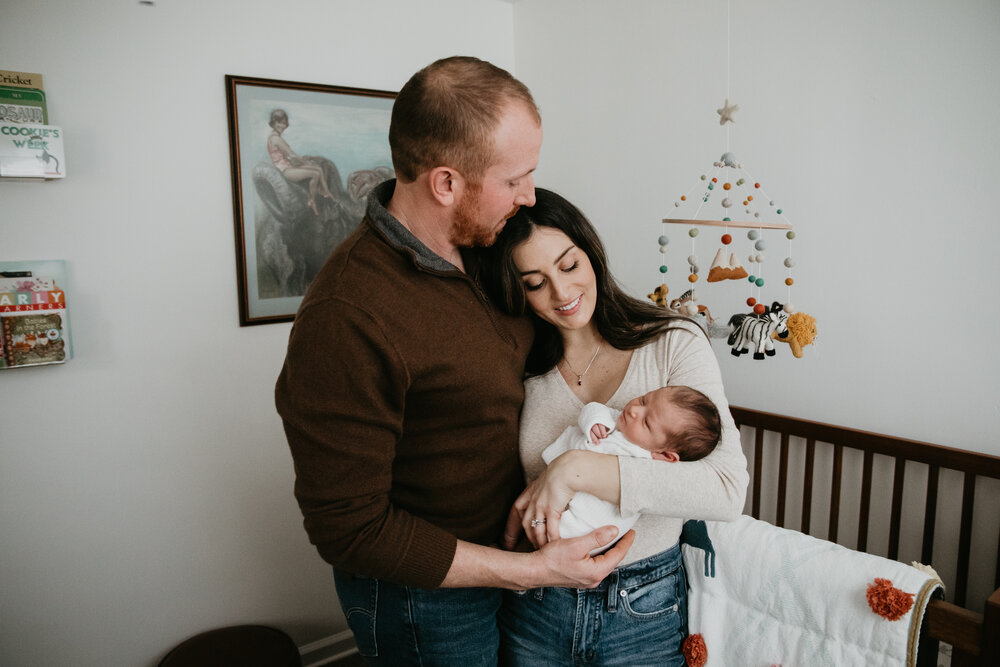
top-left (503, 450), bottom-right (624, 550)
top-left (509, 462), bottom-right (574, 549)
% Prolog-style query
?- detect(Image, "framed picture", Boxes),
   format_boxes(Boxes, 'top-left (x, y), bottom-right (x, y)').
top-left (225, 75), bottom-right (396, 325)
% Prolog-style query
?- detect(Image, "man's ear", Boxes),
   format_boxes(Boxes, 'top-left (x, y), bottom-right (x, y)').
top-left (428, 166), bottom-right (459, 206)
top-left (651, 450), bottom-right (680, 463)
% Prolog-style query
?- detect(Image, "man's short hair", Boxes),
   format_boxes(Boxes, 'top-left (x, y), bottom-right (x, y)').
top-left (389, 56), bottom-right (540, 183)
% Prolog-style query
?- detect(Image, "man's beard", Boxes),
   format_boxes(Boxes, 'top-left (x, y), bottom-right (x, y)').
top-left (450, 181), bottom-right (519, 248)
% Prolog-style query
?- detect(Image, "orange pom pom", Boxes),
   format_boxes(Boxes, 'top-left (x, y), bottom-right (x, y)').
top-left (866, 578), bottom-right (914, 621)
top-left (682, 634), bottom-right (708, 667)
top-left (785, 278), bottom-right (794, 286)
top-left (723, 182), bottom-right (731, 190)
top-left (688, 274), bottom-right (698, 283)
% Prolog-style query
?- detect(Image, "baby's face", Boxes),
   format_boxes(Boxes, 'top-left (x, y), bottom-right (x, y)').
top-left (616, 387), bottom-right (682, 451)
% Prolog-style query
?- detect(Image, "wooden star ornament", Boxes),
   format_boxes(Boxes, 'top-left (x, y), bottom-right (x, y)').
top-left (717, 98), bottom-right (739, 125)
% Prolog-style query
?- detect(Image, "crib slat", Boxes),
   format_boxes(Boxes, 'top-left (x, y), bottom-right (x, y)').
top-left (858, 450), bottom-right (874, 553)
top-left (829, 443), bottom-right (843, 543)
top-left (888, 456), bottom-right (906, 560)
top-left (996, 527), bottom-right (1000, 591)
top-left (776, 433), bottom-right (789, 528)
top-left (752, 428), bottom-right (764, 520)
top-left (985, 588), bottom-right (1000, 665)
top-left (949, 649), bottom-right (977, 667)
top-left (801, 438), bottom-right (815, 534)
top-left (956, 472), bottom-right (976, 608)
top-left (921, 465), bottom-right (939, 565)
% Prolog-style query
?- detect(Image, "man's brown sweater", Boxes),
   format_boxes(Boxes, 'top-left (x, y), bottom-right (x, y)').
top-left (275, 181), bottom-right (533, 589)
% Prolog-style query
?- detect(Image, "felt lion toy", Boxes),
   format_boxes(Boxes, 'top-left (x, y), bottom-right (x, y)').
top-left (771, 311), bottom-right (817, 358)
top-left (647, 283), bottom-right (669, 307)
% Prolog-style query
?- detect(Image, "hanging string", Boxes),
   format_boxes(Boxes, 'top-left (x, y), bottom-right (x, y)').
top-left (690, 165), bottom-right (722, 220)
top-left (726, 0), bottom-right (732, 153)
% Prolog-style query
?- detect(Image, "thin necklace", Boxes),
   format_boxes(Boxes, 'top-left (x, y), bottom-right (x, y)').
top-left (563, 342), bottom-right (602, 386)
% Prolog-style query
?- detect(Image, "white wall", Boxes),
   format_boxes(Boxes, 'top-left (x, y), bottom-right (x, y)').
top-left (514, 0), bottom-right (1000, 454)
top-left (3, 0), bottom-right (998, 664)
top-left (0, 1), bottom-right (514, 665)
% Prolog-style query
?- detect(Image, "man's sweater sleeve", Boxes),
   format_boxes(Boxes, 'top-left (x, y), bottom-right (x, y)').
top-left (275, 298), bottom-right (456, 589)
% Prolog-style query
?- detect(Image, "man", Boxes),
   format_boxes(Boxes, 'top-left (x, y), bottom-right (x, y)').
top-left (275, 56), bottom-right (632, 666)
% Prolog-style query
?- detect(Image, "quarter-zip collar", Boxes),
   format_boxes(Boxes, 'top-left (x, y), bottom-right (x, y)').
top-left (366, 179), bottom-right (466, 275)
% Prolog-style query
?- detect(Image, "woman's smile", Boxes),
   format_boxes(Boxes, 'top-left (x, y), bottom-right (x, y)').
top-left (555, 295), bottom-right (582, 314)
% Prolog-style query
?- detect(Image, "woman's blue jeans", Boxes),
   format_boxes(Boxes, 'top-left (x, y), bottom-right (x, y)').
top-left (498, 543), bottom-right (688, 666)
top-left (333, 569), bottom-right (503, 666)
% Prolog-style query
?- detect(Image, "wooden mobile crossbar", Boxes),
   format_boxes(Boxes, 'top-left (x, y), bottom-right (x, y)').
top-left (662, 218), bottom-right (792, 230)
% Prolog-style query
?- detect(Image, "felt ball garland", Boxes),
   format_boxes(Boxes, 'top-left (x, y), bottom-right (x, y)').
top-left (784, 229), bottom-right (796, 311)
top-left (658, 233), bottom-right (669, 276)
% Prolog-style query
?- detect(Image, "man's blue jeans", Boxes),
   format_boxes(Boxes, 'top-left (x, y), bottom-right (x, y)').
top-left (333, 569), bottom-right (502, 666)
top-left (498, 543), bottom-right (688, 666)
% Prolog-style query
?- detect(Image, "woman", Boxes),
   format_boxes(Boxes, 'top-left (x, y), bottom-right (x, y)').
top-left (480, 188), bottom-right (749, 666)
top-left (267, 108), bottom-right (335, 215)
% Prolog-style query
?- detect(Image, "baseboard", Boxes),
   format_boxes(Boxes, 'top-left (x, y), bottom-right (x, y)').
top-left (299, 630), bottom-right (359, 667)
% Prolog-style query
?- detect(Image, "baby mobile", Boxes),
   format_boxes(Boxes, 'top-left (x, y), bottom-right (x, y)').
top-left (650, 2), bottom-right (816, 361)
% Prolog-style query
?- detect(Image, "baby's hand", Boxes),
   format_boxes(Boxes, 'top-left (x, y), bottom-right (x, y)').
top-left (589, 423), bottom-right (609, 445)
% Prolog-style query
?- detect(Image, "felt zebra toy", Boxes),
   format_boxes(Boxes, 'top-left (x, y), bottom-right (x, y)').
top-left (727, 302), bottom-right (789, 359)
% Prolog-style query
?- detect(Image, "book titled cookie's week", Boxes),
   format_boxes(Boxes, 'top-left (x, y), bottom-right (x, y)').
top-left (0, 122), bottom-right (64, 178)
top-left (0, 260), bottom-right (72, 369)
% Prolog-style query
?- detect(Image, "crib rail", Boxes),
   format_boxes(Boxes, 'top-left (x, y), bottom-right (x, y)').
top-left (730, 406), bottom-right (1000, 667)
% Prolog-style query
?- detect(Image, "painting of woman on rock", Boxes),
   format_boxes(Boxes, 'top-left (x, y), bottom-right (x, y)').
top-left (227, 75), bottom-right (395, 324)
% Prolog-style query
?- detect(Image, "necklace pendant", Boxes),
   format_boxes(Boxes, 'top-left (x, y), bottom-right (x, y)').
top-left (564, 342), bottom-right (602, 389)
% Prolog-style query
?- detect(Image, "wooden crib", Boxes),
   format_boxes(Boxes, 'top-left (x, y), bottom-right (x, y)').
top-left (730, 406), bottom-right (1000, 667)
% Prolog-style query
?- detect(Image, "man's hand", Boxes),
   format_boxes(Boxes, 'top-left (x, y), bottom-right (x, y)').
top-left (532, 526), bottom-right (635, 588)
top-left (445, 526), bottom-right (635, 589)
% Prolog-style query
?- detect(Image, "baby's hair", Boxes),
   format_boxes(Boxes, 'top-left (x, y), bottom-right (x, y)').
top-left (662, 385), bottom-right (721, 461)
top-left (269, 108), bottom-right (289, 128)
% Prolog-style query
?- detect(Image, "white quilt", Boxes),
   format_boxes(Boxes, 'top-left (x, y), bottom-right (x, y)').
top-left (681, 515), bottom-right (943, 667)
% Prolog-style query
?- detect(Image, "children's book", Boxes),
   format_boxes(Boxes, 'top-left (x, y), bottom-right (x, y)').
top-left (0, 85), bottom-right (47, 124)
top-left (0, 260), bottom-right (72, 369)
top-left (0, 70), bottom-right (46, 124)
top-left (0, 70), bottom-right (44, 91)
top-left (0, 122), bottom-right (64, 178)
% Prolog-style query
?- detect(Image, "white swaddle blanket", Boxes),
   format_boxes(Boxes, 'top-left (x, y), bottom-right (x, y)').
top-left (541, 402), bottom-right (650, 553)
top-left (681, 515), bottom-right (943, 667)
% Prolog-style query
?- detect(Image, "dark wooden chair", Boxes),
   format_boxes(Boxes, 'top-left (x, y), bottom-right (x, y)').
top-left (158, 625), bottom-right (302, 667)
